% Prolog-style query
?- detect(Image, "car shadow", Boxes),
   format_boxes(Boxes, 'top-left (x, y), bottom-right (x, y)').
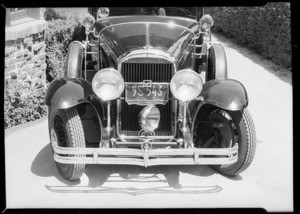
top-left (84, 164), bottom-right (215, 189)
top-left (32, 144), bottom-right (241, 194)
top-left (30, 143), bottom-right (81, 186)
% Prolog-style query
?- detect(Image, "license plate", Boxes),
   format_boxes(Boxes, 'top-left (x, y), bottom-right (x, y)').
top-left (125, 83), bottom-right (169, 105)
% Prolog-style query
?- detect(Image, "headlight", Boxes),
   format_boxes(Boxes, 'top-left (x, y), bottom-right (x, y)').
top-left (199, 14), bottom-right (214, 31)
top-left (92, 68), bottom-right (125, 101)
top-left (170, 69), bottom-right (203, 102)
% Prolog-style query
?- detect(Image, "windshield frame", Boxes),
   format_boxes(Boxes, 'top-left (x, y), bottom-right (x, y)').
top-left (96, 7), bottom-right (198, 19)
top-left (99, 21), bottom-right (197, 38)
top-left (99, 21), bottom-right (199, 59)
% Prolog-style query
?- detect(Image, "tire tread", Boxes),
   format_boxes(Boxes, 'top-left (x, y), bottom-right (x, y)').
top-left (235, 109), bottom-right (256, 173)
top-left (217, 109), bottom-right (256, 176)
top-left (65, 107), bottom-right (85, 180)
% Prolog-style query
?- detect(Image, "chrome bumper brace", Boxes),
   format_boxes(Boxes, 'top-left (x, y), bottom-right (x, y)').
top-left (53, 143), bottom-right (238, 167)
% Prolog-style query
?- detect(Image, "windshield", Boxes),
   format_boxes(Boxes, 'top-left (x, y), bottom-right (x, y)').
top-left (93, 7), bottom-right (197, 19)
top-left (100, 22), bottom-right (197, 59)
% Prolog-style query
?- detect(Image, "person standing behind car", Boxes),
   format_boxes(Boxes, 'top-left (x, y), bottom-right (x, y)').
top-left (158, 7), bottom-right (166, 16)
top-left (152, 7), bottom-right (166, 16)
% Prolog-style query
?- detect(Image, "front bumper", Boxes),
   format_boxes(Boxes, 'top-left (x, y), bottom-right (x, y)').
top-left (53, 143), bottom-right (238, 167)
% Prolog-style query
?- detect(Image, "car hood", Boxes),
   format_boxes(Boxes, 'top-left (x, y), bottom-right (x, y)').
top-left (95, 16), bottom-right (199, 62)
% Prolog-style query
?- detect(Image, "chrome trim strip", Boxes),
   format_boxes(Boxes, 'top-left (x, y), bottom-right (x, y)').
top-left (54, 155), bottom-right (238, 166)
top-left (106, 101), bottom-right (112, 136)
top-left (100, 15), bottom-right (198, 25)
top-left (117, 135), bottom-right (175, 140)
top-left (125, 82), bottom-right (170, 85)
top-left (118, 49), bottom-right (177, 68)
top-left (54, 143), bottom-right (238, 156)
top-left (115, 141), bottom-right (178, 146)
top-left (183, 102), bottom-right (187, 128)
top-left (146, 23), bottom-right (150, 46)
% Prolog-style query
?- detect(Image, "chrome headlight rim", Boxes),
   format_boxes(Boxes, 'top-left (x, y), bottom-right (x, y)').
top-left (92, 68), bottom-right (125, 101)
top-left (170, 69), bottom-right (203, 102)
top-left (97, 7), bottom-right (110, 20)
top-left (199, 14), bottom-right (214, 31)
top-left (139, 105), bottom-right (161, 132)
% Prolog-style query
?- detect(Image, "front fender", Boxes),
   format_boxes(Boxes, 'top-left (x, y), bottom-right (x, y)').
top-left (200, 79), bottom-right (248, 111)
top-left (45, 77), bottom-right (96, 109)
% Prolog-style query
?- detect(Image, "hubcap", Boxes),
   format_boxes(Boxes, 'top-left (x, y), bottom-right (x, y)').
top-left (208, 113), bottom-right (234, 148)
top-left (194, 109), bottom-right (237, 148)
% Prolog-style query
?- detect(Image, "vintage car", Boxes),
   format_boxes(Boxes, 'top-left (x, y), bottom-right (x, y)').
top-left (45, 7), bottom-right (256, 181)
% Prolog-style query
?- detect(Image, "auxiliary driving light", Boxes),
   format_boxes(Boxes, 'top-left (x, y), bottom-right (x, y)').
top-left (170, 69), bottom-right (203, 102)
top-left (92, 68), bottom-right (125, 101)
top-left (199, 14), bottom-right (214, 31)
top-left (139, 105), bottom-right (161, 132)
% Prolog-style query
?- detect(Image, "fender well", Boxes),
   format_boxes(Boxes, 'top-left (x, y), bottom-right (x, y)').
top-left (200, 79), bottom-right (248, 111)
top-left (45, 77), bottom-right (95, 109)
top-left (191, 79), bottom-right (248, 132)
top-left (75, 102), bottom-right (103, 147)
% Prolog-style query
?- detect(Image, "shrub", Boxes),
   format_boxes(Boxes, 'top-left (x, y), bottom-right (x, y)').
top-left (44, 8), bottom-right (81, 81)
top-left (44, 7), bottom-right (81, 21)
top-left (206, 3), bottom-right (291, 70)
top-left (4, 84), bottom-right (48, 129)
top-left (45, 18), bottom-right (79, 80)
top-left (44, 8), bottom-right (65, 21)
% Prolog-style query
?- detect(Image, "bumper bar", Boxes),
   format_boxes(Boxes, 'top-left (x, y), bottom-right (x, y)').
top-left (53, 143), bottom-right (238, 167)
top-left (53, 144), bottom-right (238, 167)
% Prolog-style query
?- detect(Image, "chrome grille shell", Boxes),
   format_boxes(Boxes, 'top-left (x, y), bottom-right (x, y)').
top-left (116, 50), bottom-right (177, 142)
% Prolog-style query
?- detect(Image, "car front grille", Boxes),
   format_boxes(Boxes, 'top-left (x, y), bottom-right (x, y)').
top-left (119, 57), bottom-right (174, 137)
top-left (121, 58), bottom-right (173, 82)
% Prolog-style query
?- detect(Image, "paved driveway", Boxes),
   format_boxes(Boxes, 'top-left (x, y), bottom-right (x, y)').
top-left (4, 34), bottom-right (293, 211)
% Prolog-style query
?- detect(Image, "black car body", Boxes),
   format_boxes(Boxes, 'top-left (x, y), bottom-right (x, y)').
top-left (45, 7), bottom-right (256, 181)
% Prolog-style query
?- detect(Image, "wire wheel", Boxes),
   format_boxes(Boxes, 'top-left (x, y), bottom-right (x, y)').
top-left (193, 105), bottom-right (256, 176)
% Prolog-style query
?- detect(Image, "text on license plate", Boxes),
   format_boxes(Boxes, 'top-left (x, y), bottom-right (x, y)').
top-left (125, 83), bottom-right (169, 104)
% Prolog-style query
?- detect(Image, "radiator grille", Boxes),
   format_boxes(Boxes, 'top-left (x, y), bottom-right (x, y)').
top-left (121, 58), bottom-right (173, 82)
top-left (120, 57), bottom-right (174, 136)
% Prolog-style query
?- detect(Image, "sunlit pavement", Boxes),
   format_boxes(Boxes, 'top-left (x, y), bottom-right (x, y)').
top-left (5, 34), bottom-right (293, 211)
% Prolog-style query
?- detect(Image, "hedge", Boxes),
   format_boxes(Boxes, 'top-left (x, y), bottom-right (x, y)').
top-left (44, 8), bottom-right (81, 81)
top-left (206, 3), bottom-right (291, 70)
